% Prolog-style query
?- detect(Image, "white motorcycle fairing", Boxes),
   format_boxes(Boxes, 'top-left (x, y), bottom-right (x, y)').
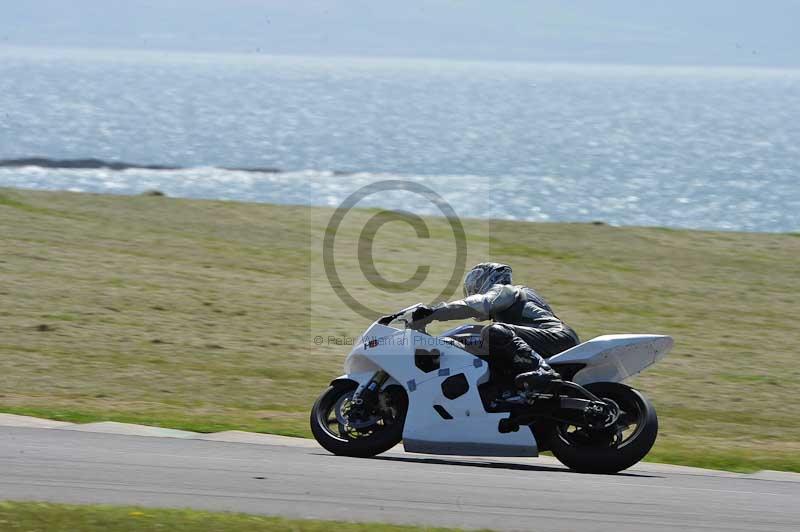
top-left (335, 319), bottom-right (672, 458)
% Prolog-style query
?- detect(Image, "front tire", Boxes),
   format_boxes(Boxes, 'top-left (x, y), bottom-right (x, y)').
top-left (310, 380), bottom-right (407, 458)
top-left (547, 382), bottom-right (658, 474)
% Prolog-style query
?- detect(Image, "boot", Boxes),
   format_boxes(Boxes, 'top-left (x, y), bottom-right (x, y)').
top-left (515, 363), bottom-right (562, 393)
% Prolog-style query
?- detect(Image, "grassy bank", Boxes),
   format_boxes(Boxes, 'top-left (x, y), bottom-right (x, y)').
top-left (0, 502), bottom-right (469, 532)
top-left (1, 187), bottom-right (798, 472)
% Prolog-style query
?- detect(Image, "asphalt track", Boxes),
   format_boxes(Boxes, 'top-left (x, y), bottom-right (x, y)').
top-left (1, 420), bottom-right (799, 531)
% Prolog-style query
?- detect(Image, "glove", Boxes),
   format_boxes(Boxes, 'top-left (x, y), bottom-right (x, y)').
top-left (409, 305), bottom-right (435, 329)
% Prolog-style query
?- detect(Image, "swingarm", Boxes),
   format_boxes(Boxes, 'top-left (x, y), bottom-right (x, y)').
top-left (496, 381), bottom-right (621, 434)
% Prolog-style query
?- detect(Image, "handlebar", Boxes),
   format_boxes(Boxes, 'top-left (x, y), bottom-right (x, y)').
top-left (376, 303), bottom-right (425, 329)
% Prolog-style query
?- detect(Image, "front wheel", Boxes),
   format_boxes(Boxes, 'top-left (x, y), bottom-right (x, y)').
top-left (546, 382), bottom-right (658, 474)
top-left (310, 380), bottom-right (408, 458)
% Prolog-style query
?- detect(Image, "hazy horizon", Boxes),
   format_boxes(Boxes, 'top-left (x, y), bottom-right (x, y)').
top-left (3, 1), bottom-right (800, 68)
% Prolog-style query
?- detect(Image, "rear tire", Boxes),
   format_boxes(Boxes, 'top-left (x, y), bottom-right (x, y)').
top-left (310, 380), bottom-right (407, 458)
top-left (547, 382), bottom-right (658, 474)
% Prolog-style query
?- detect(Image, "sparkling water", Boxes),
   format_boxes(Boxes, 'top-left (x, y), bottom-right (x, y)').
top-left (1, 47), bottom-right (798, 232)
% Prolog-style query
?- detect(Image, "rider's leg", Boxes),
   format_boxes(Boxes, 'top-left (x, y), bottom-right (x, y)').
top-left (479, 323), bottom-right (543, 372)
top-left (481, 323), bottom-right (576, 391)
top-left (506, 323), bottom-right (580, 359)
top-left (505, 324), bottom-right (580, 391)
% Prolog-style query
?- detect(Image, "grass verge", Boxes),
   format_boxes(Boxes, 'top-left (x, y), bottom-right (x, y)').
top-left (0, 502), bottom-right (471, 532)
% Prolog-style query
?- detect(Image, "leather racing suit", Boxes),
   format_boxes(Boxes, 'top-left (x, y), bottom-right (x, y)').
top-left (417, 284), bottom-right (580, 381)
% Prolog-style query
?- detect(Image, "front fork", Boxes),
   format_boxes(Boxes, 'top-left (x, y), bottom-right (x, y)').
top-left (352, 370), bottom-right (390, 411)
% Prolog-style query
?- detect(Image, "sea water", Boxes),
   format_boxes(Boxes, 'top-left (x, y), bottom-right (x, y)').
top-left (1, 47), bottom-right (798, 232)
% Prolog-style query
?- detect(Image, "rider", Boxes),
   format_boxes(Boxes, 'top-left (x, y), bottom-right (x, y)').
top-left (411, 262), bottom-right (580, 390)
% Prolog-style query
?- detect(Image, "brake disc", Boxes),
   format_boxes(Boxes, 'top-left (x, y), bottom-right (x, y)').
top-left (335, 392), bottom-right (381, 430)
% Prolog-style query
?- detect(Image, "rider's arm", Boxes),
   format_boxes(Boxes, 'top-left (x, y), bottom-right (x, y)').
top-left (426, 284), bottom-right (517, 323)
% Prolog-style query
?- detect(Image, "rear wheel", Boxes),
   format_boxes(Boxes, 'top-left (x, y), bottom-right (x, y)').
top-left (547, 382), bottom-right (658, 474)
top-left (310, 380), bottom-right (408, 458)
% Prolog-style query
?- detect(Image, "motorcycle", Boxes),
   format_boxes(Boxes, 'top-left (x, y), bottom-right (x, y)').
top-left (310, 303), bottom-right (672, 473)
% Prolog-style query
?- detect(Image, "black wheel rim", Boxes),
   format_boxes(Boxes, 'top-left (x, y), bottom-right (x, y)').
top-left (316, 387), bottom-right (405, 442)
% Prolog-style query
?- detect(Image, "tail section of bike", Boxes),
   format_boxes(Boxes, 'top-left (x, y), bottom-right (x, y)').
top-left (547, 334), bottom-right (673, 384)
